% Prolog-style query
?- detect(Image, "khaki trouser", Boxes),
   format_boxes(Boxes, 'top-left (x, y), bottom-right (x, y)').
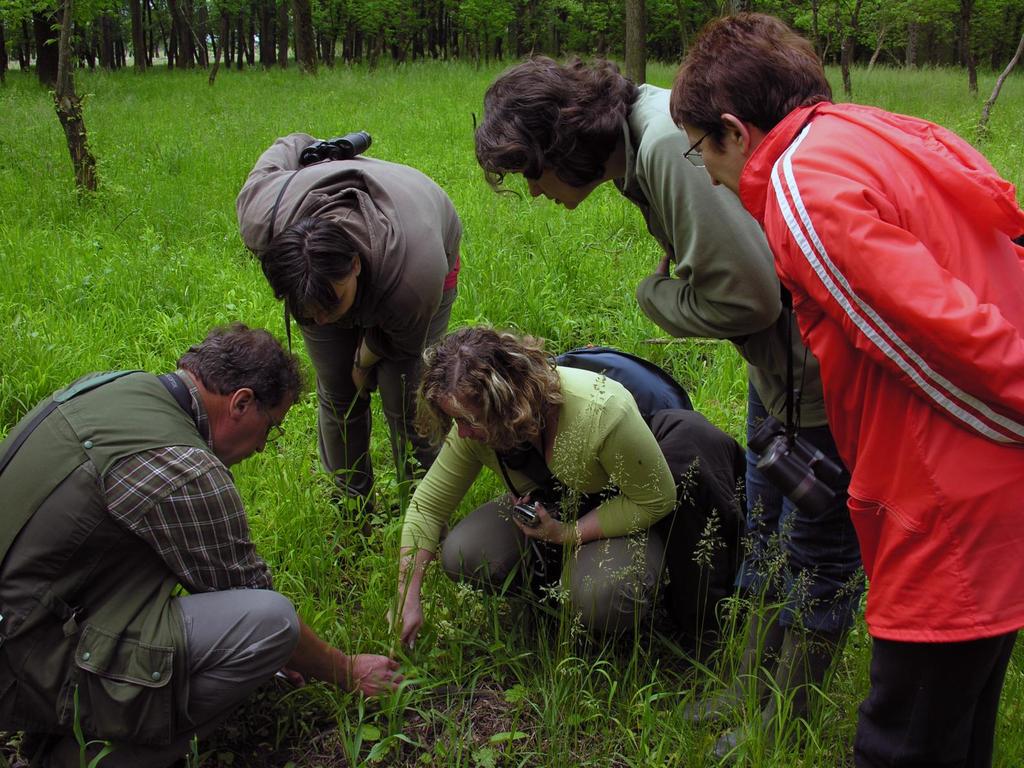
top-left (440, 497), bottom-right (666, 635)
top-left (300, 287), bottom-right (456, 500)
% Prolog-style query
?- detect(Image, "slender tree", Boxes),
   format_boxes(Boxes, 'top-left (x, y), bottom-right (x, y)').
top-left (53, 0), bottom-right (97, 191)
top-left (840, 0), bottom-right (864, 97)
top-left (959, 0), bottom-right (977, 93)
top-left (129, 0), bottom-right (147, 70)
top-left (977, 27), bottom-right (1024, 137)
top-left (624, 0), bottom-right (645, 83)
top-left (33, 9), bottom-right (60, 86)
top-left (293, 0), bottom-right (315, 71)
top-left (277, 0), bottom-right (288, 66)
top-left (0, 19), bottom-right (7, 85)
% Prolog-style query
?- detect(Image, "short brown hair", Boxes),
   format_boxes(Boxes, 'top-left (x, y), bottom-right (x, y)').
top-left (671, 13), bottom-right (830, 144)
top-left (416, 326), bottom-right (563, 452)
top-left (475, 56), bottom-right (638, 188)
top-left (178, 323), bottom-right (304, 409)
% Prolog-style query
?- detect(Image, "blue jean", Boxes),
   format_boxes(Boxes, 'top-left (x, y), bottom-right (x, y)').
top-left (737, 383), bottom-right (864, 634)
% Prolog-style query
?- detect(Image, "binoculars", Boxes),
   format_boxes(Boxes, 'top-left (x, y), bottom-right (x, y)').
top-left (299, 131), bottom-right (372, 166)
top-left (748, 415), bottom-right (848, 514)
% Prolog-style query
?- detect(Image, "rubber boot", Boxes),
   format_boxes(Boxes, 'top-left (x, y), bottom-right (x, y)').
top-left (713, 628), bottom-right (844, 759)
top-left (685, 609), bottom-right (785, 724)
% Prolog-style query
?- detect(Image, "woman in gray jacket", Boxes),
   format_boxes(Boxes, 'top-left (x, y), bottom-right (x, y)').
top-left (474, 58), bottom-right (863, 749)
top-left (237, 133), bottom-right (462, 512)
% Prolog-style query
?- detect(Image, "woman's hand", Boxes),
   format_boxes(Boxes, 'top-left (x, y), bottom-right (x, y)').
top-left (351, 362), bottom-right (378, 397)
top-left (655, 253), bottom-right (672, 277)
top-left (390, 592), bottom-right (424, 650)
top-left (513, 500), bottom-right (577, 546)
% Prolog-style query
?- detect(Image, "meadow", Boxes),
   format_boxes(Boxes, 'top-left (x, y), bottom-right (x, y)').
top-left (0, 60), bottom-right (1022, 766)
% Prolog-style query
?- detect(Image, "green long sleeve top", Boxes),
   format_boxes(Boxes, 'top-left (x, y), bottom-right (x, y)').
top-left (400, 367), bottom-right (677, 553)
top-left (621, 85), bottom-right (827, 427)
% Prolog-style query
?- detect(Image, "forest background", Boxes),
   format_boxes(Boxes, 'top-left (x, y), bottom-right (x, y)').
top-left (1, 0), bottom-right (1023, 765)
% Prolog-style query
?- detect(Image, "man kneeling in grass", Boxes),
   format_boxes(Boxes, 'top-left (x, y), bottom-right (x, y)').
top-left (0, 324), bottom-right (402, 767)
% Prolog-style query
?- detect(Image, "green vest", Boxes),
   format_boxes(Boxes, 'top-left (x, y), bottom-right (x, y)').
top-left (0, 372), bottom-right (210, 745)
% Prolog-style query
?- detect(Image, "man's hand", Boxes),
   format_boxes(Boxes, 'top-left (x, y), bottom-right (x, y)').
top-left (347, 654), bottom-right (404, 696)
top-left (655, 254), bottom-right (672, 277)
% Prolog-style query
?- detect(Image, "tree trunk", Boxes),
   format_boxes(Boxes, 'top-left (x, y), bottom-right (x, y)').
top-left (259, 0), bottom-right (276, 65)
top-left (905, 20), bottom-right (918, 68)
top-left (839, 0), bottom-right (862, 98)
top-left (209, 8), bottom-right (231, 83)
top-left (232, 11), bottom-right (243, 68)
top-left (99, 14), bottom-right (115, 69)
top-left (277, 0), bottom-right (289, 67)
top-left (146, 0), bottom-right (156, 65)
top-left (867, 23), bottom-right (887, 71)
top-left (33, 10), bottom-right (61, 87)
top-left (960, 0), bottom-right (977, 93)
top-left (246, 4), bottom-right (255, 65)
top-left (194, 3), bottom-right (209, 66)
top-left (18, 19), bottom-right (30, 70)
top-left (810, 0), bottom-right (822, 56)
top-left (977, 28), bottom-right (1024, 138)
top-left (292, 0), bottom-right (315, 72)
top-left (0, 20), bottom-right (7, 84)
top-left (129, 0), bottom-right (146, 70)
top-left (54, 0), bottom-right (97, 191)
top-left (624, 0), bottom-right (645, 83)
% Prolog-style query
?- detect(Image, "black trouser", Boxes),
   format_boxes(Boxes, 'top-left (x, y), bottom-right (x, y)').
top-left (855, 631), bottom-right (1018, 768)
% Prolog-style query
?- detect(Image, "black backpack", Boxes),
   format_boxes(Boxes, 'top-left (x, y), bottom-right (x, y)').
top-left (554, 346), bottom-right (692, 421)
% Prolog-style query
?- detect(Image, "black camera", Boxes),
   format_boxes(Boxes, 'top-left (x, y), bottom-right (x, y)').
top-left (748, 415), bottom-right (848, 514)
top-left (299, 131), bottom-right (372, 166)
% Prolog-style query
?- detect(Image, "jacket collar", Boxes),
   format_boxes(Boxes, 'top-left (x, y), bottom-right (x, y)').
top-left (739, 103), bottom-right (829, 224)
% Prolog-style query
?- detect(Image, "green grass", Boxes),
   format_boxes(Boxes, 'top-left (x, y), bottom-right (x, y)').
top-left (1, 60), bottom-right (1022, 766)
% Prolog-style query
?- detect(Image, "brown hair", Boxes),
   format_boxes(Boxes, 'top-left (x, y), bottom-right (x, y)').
top-left (670, 13), bottom-right (831, 145)
top-left (259, 217), bottom-right (360, 326)
top-left (416, 326), bottom-right (563, 452)
top-left (178, 323), bottom-right (304, 409)
top-left (475, 56), bottom-right (638, 189)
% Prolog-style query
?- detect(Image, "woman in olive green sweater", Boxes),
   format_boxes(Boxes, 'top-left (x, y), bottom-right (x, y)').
top-left (393, 327), bottom-right (677, 647)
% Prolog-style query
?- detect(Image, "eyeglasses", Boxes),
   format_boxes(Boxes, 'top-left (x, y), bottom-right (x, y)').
top-left (261, 409), bottom-right (286, 443)
top-left (683, 131), bottom-right (710, 167)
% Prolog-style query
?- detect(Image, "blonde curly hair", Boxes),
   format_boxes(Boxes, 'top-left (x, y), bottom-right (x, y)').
top-left (416, 326), bottom-right (564, 452)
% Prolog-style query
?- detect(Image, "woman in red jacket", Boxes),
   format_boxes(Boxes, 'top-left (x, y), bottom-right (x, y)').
top-left (671, 13), bottom-right (1024, 768)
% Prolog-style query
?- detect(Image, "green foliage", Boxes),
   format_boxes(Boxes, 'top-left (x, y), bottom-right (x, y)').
top-left (0, 62), bottom-right (1022, 766)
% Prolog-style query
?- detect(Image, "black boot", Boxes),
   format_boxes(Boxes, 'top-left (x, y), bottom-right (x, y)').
top-left (685, 609), bottom-right (786, 724)
top-left (713, 628), bottom-right (845, 760)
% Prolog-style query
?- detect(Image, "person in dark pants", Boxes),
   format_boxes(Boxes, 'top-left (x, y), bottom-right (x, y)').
top-left (237, 133), bottom-right (462, 514)
top-left (673, 13), bottom-right (1024, 766)
top-left (0, 325), bottom-right (402, 767)
top-left (473, 57), bottom-right (863, 746)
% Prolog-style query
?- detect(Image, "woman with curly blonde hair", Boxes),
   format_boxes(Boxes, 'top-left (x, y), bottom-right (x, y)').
top-left (392, 326), bottom-right (746, 650)
top-left (393, 326), bottom-right (676, 645)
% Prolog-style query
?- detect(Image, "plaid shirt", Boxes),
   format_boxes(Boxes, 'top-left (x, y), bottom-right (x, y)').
top-left (104, 372), bottom-right (272, 593)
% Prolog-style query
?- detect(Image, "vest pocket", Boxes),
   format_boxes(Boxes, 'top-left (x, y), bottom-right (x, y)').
top-left (65, 624), bottom-right (175, 745)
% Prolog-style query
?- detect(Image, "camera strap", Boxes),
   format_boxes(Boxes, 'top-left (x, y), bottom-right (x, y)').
top-left (265, 171), bottom-right (302, 351)
top-left (496, 443), bottom-right (555, 499)
top-left (782, 288), bottom-right (806, 444)
top-left (785, 296), bottom-right (796, 443)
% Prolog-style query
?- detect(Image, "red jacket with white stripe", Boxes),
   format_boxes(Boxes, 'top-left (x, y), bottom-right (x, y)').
top-left (740, 102), bottom-right (1024, 643)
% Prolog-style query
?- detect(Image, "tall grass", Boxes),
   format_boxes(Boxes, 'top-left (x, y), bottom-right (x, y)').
top-left (1, 61), bottom-right (1021, 766)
